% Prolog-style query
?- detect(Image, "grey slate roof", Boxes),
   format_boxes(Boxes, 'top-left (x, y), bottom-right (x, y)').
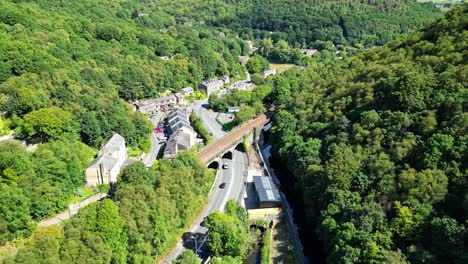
top-left (87, 154), bottom-right (118, 170)
top-left (102, 133), bottom-right (125, 154)
top-left (167, 108), bottom-right (194, 134)
top-left (170, 121), bottom-right (193, 133)
top-left (164, 130), bottom-right (191, 158)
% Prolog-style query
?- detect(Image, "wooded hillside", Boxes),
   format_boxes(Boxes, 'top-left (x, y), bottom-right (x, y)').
top-left (167, 0), bottom-right (441, 47)
top-left (268, 4), bottom-right (467, 263)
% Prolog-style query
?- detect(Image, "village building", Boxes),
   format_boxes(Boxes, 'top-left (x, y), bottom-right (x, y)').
top-left (163, 130), bottom-right (192, 159)
top-left (180, 87), bottom-right (194, 96)
top-left (239, 57), bottom-right (249, 66)
top-left (200, 79), bottom-right (224, 97)
top-left (133, 95), bottom-right (177, 113)
top-left (222, 75), bottom-right (230, 84)
top-left (234, 81), bottom-right (254, 91)
top-left (175, 93), bottom-right (187, 106)
top-left (163, 109), bottom-right (197, 159)
top-left (301, 49), bottom-right (318, 55)
top-left (260, 69), bottom-right (277, 78)
top-left (85, 133), bottom-right (127, 187)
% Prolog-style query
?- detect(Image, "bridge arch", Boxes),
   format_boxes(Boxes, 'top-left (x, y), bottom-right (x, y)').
top-left (221, 151), bottom-right (233, 160)
top-left (235, 142), bottom-right (245, 152)
top-left (208, 161), bottom-right (219, 170)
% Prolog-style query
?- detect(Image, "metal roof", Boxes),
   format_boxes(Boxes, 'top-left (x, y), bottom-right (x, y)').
top-left (253, 176), bottom-right (276, 190)
top-left (257, 188), bottom-right (281, 203)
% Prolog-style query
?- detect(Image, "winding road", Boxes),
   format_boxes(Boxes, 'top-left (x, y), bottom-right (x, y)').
top-left (162, 149), bottom-right (248, 263)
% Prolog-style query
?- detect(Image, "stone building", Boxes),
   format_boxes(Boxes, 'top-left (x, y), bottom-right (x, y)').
top-left (85, 133), bottom-right (127, 187)
top-left (200, 79), bottom-right (224, 97)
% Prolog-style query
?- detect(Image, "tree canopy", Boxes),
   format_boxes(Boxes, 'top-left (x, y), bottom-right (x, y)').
top-left (267, 4), bottom-right (467, 263)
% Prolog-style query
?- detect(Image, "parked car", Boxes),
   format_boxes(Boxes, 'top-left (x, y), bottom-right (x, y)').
top-left (219, 182), bottom-right (226, 189)
top-left (222, 163), bottom-right (229, 169)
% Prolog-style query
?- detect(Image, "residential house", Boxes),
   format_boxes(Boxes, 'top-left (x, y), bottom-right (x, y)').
top-left (239, 57), bottom-right (249, 66)
top-left (235, 81), bottom-right (254, 91)
top-left (85, 133), bottom-right (127, 187)
top-left (261, 69), bottom-right (277, 78)
top-left (131, 12), bottom-right (149, 19)
top-left (166, 108), bottom-right (197, 150)
top-left (301, 49), bottom-right (318, 55)
top-left (133, 95), bottom-right (177, 113)
top-left (245, 40), bottom-right (254, 51)
top-left (163, 130), bottom-right (192, 159)
top-left (200, 79), bottom-right (224, 97)
top-left (180, 87), bottom-right (194, 96)
top-left (160, 56), bottom-right (171, 61)
top-left (175, 93), bottom-right (186, 106)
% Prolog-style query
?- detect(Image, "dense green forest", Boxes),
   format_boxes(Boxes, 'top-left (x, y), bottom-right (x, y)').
top-left (268, 4), bottom-right (467, 263)
top-left (0, 0), bottom-right (461, 263)
top-left (165, 0), bottom-right (441, 47)
top-left (0, 0), bottom-right (248, 244)
top-left (2, 152), bottom-right (214, 263)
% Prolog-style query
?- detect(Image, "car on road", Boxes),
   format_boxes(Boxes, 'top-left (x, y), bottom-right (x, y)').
top-left (222, 163), bottom-right (229, 169)
top-left (219, 182), bottom-right (226, 189)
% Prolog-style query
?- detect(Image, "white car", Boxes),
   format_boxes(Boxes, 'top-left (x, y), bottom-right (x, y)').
top-left (222, 163), bottom-right (229, 169)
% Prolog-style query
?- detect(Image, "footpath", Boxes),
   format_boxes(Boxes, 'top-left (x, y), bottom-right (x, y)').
top-left (38, 193), bottom-right (108, 227)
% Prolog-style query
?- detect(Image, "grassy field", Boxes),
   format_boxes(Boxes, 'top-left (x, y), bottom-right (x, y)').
top-left (270, 63), bottom-right (296, 73)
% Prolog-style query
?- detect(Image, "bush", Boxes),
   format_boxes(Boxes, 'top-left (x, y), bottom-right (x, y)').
top-left (261, 229), bottom-right (271, 264)
top-left (190, 113), bottom-right (213, 144)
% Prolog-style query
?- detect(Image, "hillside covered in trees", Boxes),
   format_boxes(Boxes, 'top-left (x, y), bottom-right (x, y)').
top-left (2, 153), bottom-right (214, 263)
top-left (0, 0), bottom-right (461, 263)
top-left (268, 4), bottom-right (467, 263)
top-left (0, 0), bottom-right (248, 243)
top-left (166, 0), bottom-right (441, 47)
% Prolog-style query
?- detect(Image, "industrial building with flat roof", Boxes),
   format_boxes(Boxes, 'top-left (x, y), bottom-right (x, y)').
top-left (252, 176), bottom-right (282, 208)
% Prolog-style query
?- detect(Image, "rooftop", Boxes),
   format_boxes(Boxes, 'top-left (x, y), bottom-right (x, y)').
top-left (101, 133), bottom-right (125, 154)
top-left (257, 188), bottom-right (281, 203)
top-left (87, 154), bottom-right (118, 170)
top-left (135, 95), bottom-right (176, 107)
top-left (254, 176), bottom-right (276, 190)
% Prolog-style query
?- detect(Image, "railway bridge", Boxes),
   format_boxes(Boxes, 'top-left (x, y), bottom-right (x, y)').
top-left (196, 113), bottom-right (270, 168)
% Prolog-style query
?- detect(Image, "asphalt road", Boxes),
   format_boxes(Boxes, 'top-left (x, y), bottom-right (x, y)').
top-left (195, 100), bottom-right (226, 139)
top-left (162, 148), bottom-right (248, 263)
top-left (142, 132), bottom-right (161, 167)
